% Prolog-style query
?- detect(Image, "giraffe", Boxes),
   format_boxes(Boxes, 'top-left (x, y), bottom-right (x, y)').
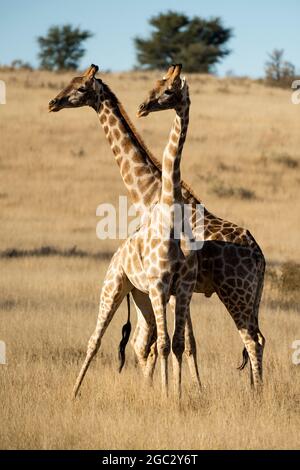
top-left (71, 64), bottom-right (197, 399)
top-left (49, 64), bottom-right (266, 390)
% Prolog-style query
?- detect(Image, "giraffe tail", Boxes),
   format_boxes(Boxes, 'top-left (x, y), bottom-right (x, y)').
top-left (118, 294), bottom-right (132, 373)
top-left (237, 347), bottom-right (249, 370)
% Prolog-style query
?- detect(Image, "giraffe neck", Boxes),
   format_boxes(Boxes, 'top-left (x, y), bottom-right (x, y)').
top-left (94, 81), bottom-right (162, 209)
top-left (161, 87), bottom-right (190, 208)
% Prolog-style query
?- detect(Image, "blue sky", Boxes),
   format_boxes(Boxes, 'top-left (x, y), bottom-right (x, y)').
top-left (0, 0), bottom-right (299, 77)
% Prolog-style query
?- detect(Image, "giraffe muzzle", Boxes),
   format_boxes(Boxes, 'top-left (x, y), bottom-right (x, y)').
top-left (48, 98), bottom-right (60, 112)
top-left (137, 102), bottom-right (150, 118)
top-left (48, 96), bottom-right (71, 112)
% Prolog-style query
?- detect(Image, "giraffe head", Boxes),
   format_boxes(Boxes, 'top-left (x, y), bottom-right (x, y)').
top-left (48, 64), bottom-right (100, 112)
top-left (137, 64), bottom-right (186, 118)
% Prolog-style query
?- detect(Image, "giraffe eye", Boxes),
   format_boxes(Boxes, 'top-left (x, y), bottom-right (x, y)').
top-left (78, 86), bottom-right (86, 93)
top-left (164, 89), bottom-right (173, 96)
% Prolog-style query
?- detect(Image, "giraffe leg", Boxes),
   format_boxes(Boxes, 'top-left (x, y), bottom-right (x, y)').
top-left (130, 289), bottom-right (157, 384)
top-left (212, 247), bottom-right (265, 390)
top-left (216, 276), bottom-right (265, 389)
top-left (171, 291), bottom-right (191, 400)
top-left (169, 296), bottom-right (201, 390)
top-left (73, 252), bottom-right (132, 398)
top-left (224, 305), bottom-right (265, 389)
top-left (184, 311), bottom-right (201, 390)
top-left (149, 283), bottom-right (170, 398)
top-left (144, 338), bottom-right (158, 383)
top-left (130, 315), bottom-right (141, 367)
top-left (217, 294), bottom-right (265, 389)
top-left (238, 325), bottom-right (265, 388)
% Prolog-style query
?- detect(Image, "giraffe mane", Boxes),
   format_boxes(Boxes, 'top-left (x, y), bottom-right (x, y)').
top-left (100, 81), bottom-right (202, 204)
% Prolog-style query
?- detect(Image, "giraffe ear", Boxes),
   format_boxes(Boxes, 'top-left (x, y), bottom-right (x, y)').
top-left (84, 64), bottom-right (99, 78)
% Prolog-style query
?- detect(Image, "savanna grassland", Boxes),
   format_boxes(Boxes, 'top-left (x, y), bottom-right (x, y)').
top-left (0, 69), bottom-right (299, 449)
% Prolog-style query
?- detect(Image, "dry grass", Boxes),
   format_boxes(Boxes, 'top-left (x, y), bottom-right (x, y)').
top-left (0, 70), bottom-right (299, 449)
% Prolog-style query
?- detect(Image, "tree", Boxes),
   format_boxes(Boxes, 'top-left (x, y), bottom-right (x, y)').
top-left (134, 11), bottom-right (232, 73)
top-left (37, 24), bottom-right (93, 71)
top-left (265, 49), bottom-right (295, 86)
top-left (11, 59), bottom-right (33, 71)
